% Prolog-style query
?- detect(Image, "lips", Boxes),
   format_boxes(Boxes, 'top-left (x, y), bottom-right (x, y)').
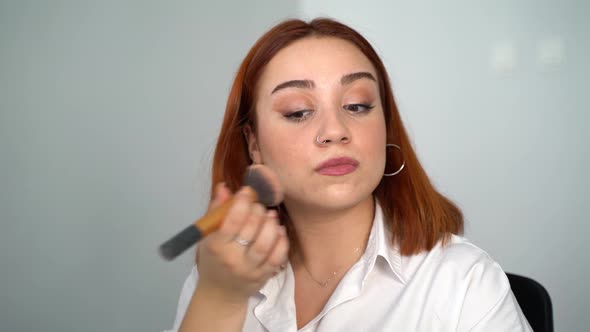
top-left (315, 157), bottom-right (359, 176)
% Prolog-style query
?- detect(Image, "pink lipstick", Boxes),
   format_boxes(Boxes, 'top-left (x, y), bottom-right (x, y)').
top-left (315, 157), bottom-right (359, 176)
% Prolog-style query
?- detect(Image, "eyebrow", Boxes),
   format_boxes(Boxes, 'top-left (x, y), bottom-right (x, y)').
top-left (271, 80), bottom-right (314, 94)
top-left (341, 72), bottom-right (377, 85)
top-left (270, 71), bottom-right (376, 95)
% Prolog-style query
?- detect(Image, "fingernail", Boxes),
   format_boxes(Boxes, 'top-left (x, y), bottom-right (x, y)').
top-left (266, 209), bottom-right (278, 219)
top-left (236, 186), bottom-right (250, 197)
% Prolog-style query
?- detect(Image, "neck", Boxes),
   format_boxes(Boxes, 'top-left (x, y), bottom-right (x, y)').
top-left (286, 196), bottom-right (375, 270)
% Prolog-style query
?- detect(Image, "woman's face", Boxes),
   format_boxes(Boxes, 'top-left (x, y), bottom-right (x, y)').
top-left (247, 37), bottom-right (387, 213)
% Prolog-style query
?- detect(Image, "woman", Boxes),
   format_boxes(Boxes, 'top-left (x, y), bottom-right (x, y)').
top-left (165, 18), bottom-right (532, 331)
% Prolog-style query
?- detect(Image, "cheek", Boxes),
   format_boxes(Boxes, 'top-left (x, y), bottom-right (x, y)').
top-left (257, 123), bottom-right (306, 170)
top-left (364, 115), bottom-right (387, 154)
top-left (361, 116), bottom-right (388, 179)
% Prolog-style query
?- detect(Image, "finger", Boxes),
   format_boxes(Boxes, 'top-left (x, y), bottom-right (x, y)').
top-left (208, 182), bottom-right (232, 211)
top-left (245, 213), bottom-right (281, 267)
top-left (261, 228), bottom-right (290, 276)
top-left (234, 203), bottom-right (266, 249)
top-left (216, 186), bottom-right (256, 243)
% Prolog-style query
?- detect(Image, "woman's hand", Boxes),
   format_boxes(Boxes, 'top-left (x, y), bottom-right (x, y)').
top-left (195, 182), bottom-right (289, 302)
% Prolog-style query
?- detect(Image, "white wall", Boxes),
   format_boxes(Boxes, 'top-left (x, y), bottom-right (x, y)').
top-left (0, 1), bottom-right (297, 331)
top-left (300, 0), bottom-right (589, 331)
top-left (2, 0), bottom-right (587, 331)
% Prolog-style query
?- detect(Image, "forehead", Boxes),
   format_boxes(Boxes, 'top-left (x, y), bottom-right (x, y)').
top-left (257, 37), bottom-right (378, 93)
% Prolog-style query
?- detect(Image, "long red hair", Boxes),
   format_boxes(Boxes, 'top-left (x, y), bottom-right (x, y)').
top-left (209, 18), bottom-right (463, 256)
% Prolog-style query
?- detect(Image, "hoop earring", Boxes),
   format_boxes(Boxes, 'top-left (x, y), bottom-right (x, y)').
top-left (384, 143), bottom-right (405, 177)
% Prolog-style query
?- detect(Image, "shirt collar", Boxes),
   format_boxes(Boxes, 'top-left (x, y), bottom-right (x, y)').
top-left (253, 201), bottom-right (405, 330)
top-left (260, 201), bottom-right (406, 296)
top-left (362, 201), bottom-right (406, 284)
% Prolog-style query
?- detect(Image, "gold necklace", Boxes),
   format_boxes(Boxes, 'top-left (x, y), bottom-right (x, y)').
top-left (299, 247), bottom-right (362, 288)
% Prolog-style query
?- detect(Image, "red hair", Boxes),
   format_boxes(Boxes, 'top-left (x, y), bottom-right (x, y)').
top-left (209, 18), bottom-right (463, 256)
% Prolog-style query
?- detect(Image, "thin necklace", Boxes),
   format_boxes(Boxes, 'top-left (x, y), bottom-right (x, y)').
top-left (299, 247), bottom-right (362, 288)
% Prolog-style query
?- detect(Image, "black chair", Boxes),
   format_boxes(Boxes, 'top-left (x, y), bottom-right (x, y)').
top-left (506, 273), bottom-right (553, 332)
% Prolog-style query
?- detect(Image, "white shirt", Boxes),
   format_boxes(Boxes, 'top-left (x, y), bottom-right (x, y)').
top-left (165, 204), bottom-right (532, 331)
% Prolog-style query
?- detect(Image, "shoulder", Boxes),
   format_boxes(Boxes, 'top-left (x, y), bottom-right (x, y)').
top-left (403, 234), bottom-right (507, 278)
top-left (400, 234), bottom-right (512, 309)
top-left (427, 234), bottom-right (511, 293)
top-left (438, 235), bottom-right (504, 271)
top-left (419, 235), bottom-right (518, 329)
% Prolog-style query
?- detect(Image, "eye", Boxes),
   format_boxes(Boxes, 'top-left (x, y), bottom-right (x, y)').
top-left (284, 109), bottom-right (313, 122)
top-left (343, 103), bottom-right (375, 114)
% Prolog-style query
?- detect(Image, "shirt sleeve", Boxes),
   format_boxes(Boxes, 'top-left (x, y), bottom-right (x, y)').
top-left (438, 240), bottom-right (533, 332)
top-left (162, 265), bottom-right (198, 332)
top-left (451, 244), bottom-right (533, 332)
top-left (470, 286), bottom-right (533, 332)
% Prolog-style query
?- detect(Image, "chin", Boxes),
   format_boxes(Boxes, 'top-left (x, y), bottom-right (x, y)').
top-left (293, 185), bottom-right (375, 212)
top-left (282, 171), bottom-right (382, 212)
top-left (316, 197), bottom-right (372, 212)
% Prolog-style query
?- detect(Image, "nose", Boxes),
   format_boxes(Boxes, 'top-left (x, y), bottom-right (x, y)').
top-left (315, 107), bottom-right (351, 146)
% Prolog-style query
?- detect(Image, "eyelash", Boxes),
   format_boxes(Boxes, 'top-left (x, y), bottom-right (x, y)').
top-left (284, 110), bottom-right (313, 122)
top-left (343, 103), bottom-right (375, 113)
top-left (284, 103), bottom-right (375, 123)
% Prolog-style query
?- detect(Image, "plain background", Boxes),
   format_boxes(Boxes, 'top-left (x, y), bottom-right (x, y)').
top-left (1, 1), bottom-right (587, 331)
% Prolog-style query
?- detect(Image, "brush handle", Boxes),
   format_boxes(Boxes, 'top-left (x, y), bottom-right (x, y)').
top-left (159, 224), bottom-right (203, 261)
top-left (194, 190), bottom-right (259, 236)
top-left (159, 191), bottom-right (259, 261)
top-left (194, 197), bottom-right (235, 237)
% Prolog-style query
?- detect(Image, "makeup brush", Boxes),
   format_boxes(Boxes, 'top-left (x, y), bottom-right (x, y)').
top-left (158, 165), bottom-right (283, 261)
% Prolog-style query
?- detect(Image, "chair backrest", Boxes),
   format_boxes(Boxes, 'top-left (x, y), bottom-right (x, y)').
top-left (506, 273), bottom-right (554, 332)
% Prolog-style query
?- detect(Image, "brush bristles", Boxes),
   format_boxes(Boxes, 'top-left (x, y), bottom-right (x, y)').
top-left (244, 165), bottom-right (284, 206)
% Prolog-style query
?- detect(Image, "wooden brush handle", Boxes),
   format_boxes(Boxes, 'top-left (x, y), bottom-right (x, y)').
top-left (195, 190), bottom-right (259, 236)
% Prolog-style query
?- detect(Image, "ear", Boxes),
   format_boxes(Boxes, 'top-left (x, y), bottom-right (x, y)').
top-left (243, 125), bottom-right (262, 164)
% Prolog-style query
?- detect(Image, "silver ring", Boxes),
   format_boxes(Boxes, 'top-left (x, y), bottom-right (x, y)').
top-left (234, 237), bottom-right (253, 247)
top-left (316, 135), bottom-right (327, 145)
